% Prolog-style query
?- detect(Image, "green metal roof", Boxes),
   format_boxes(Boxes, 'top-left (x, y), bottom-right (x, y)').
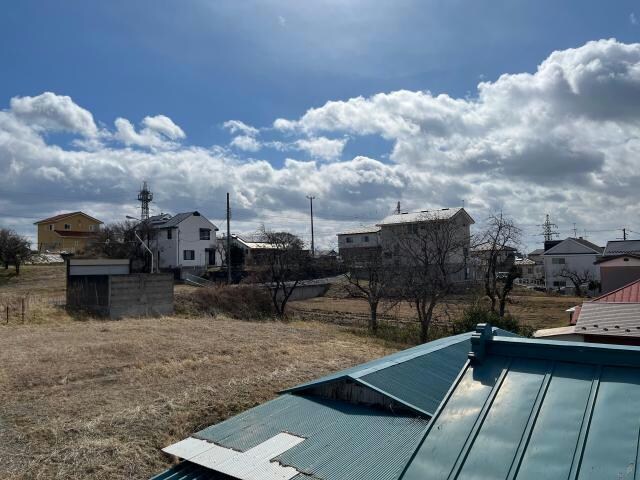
top-left (401, 324), bottom-right (640, 480)
top-left (150, 461), bottom-right (227, 479)
top-left (284, 329), bottom-right (516, 416)
top-left (192, 393), bottom-right (429, 480)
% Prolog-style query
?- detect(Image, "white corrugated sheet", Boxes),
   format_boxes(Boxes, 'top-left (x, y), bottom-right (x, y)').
top-left (163, 432), bottom-right (305, 480)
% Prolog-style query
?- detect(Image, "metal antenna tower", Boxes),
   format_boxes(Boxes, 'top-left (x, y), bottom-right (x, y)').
top-left (538, 214), bottom-right (559, 241)
top-left (137, 181), bottom-right (153, 221)
top-left (395, 201), bottom-right (401, 214)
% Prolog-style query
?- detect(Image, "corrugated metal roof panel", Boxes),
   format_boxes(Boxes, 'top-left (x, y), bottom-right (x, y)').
top-left (401, 333), bottom-right (640, 480)
top-left (150, 462), bottom-right (228, 479)
top-left (190, 394), bottom-right (429, 480)
top-left (283, 329), bottom-right (516, 416)
top-left (590, 278), bottom-right (640, 303)
top-left (575, 302), bottom-right (640, 336)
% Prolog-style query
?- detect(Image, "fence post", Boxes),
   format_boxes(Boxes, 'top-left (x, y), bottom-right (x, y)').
top-left (21, 297), bottom-right (25, 323)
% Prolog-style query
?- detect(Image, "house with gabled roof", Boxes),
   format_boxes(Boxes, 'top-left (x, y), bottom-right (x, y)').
top-left (148, 211), bottom-right (220, 277)
top-left (542, 237), bottom-right (603, 292)
top-left (151, 328), bottom-right (515, 480)
top-left (34, 211), bottom-right (103, 253)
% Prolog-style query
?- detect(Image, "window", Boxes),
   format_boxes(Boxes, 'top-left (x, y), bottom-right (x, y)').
top-left (553, 280), bottom-right (566, 287)
top-left (64, 223), bottom-right (71, 230)
top-left (89, 225), bottom-right (96, 232)
top-left (199, 228), bottom-right (211, 240)
top-left (183, 250), bottom-right (195, 260)
top-left (346, 237), bottom-right (353, 243)
top-left (167, 229), bottom-right (172, 240)
top-left (48, 224), bottom-right (53, 231)
top-left (552, 257), bottom-right (565, 265)
top-left (363, 236), bottom-right (369, 243)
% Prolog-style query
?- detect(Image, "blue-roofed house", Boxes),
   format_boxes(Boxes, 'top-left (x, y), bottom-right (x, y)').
top-left (151, 329), bottom-right (515, 480)
top-left (401, 324), bottom-right (640, 480)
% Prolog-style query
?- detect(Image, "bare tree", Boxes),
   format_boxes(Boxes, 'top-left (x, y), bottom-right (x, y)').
top-left (252, 227), bottom-right (308, 317)
top-left (343, 248), bottom-right (396, 334)
top-left (87, 220), bottom-right (155, 272)
top-left (558, 268), bottom-right (594, 297)
top-left (394, 212), bottom-right (469, 343)
top-left (475, 213), bottom-right (522, 317)
top-left (0, 229), bottom-right (32, 275)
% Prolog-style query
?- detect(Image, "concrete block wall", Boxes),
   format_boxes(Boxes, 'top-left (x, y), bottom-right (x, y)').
top-left (109, 273), bottom-right (174, 319)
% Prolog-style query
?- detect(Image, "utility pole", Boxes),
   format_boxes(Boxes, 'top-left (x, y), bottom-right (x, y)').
top-left (623, 228), bottom-right (628, 241)
top-left (307, 195), bottom-right (315, 257)
top-left (226, 192), bottom-right (231, 284)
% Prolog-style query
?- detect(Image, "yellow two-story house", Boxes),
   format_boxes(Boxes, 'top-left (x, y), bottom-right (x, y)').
top-left (34, 211), bottom-right (103, 253)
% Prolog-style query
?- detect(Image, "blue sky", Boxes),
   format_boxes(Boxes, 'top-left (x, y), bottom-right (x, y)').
top-left (1, 1), bottom-right (640, 248)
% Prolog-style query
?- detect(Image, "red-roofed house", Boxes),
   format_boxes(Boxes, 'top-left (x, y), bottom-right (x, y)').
top-left (34, 211), bottom-right (103, 253)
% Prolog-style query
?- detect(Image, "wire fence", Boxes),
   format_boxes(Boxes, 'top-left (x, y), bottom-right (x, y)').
top-left (0, 293), bottom-right (66, 324)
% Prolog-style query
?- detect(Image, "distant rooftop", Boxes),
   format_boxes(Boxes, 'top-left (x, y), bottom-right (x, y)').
top-left (337, 225), bottom-right (380, 235)
top-left (604, 239), bottom-right (640, 256)
top-left (377, 207), bottom-right (473, 227)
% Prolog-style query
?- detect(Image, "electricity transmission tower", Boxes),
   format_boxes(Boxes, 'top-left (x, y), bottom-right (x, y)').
top-left (137, 181), bottom-right (153, 221)
top-left (538, 214), bottom-right (559, 241)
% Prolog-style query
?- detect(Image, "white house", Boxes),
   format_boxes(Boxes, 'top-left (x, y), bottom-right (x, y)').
top-left (148, 211), bottom-right (220, 276)
top-left (542, 237), bottom-right (603, 292)
top-left (336, 226), bottom-right (380, 261)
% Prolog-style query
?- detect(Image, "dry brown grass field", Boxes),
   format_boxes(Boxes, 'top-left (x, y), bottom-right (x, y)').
top-left (0, 264), bottom-right (581, 479)
top-left (0, 315), bottom-right (397, 479)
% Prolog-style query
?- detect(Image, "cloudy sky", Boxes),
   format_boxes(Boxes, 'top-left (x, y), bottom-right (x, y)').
top-left (1, 1), bottom-right (640, 251)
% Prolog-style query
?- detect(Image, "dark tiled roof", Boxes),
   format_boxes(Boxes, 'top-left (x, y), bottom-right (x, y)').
top-left (604, 240), bottom-right (640, 256)
top-left (572, 237), bottom-right (604, 253)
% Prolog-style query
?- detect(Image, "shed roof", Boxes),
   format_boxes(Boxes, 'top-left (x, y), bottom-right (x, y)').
top-left (283, 329), bottom-right (515, 416)
top-left (401, 326), bottom-right (640, 480)
top-left (603, 239), bottom-right (640, 256)
top-left (377, 208), bottom-right (474, 227)
top-left (164, 394), bottom-right (430, 480)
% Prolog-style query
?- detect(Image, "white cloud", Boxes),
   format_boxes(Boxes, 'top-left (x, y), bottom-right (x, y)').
top-left (114, 115), bottom-right (185, 149)
top-left (294, 136), bottom-right (347, 161)
top-left (142, 115), bottom-right (185, 140)
top-left (9, 92), bottom-right (98, 137)
top-left (3, 39), bottom-right (640, 251)
top-left (631, 13), bottom-right (638, 25)
top-left (230, 135), bottom-right (262, 152)
top-left (223, 119), bottom-right (259, 136)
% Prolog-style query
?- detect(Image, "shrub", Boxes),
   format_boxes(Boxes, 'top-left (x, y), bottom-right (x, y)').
top-left (176, 284), bottom-right (275, 320)
top-left (451, 302), bottom-right (534, 337)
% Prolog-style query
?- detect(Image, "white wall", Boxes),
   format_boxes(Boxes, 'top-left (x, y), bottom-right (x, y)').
top-left (337, 232), bottom-right (379, 250)
top-left (544, 254), bottom-right (600, 290)
top-left (153, 214), bottom-right (220, 269)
